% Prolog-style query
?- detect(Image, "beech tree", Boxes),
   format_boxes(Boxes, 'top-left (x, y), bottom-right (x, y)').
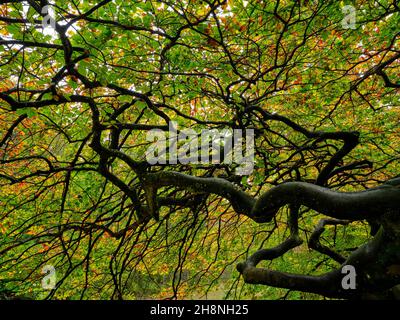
top-left (0, 0), bottom-right (399, 299)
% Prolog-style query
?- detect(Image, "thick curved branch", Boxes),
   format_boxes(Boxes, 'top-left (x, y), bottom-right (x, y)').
top-left (252, 180), bottom-right (400, 221)
top-left (239, 224), bottom-right (400, 299)
top-left (144, 171), bottom-right (400, 223)
top-left (239, 205), bottom-right (302, 268)
top-left (308, 218), bottom-right (350, 263)
top-left (142, 171), bottom-right (255, 219)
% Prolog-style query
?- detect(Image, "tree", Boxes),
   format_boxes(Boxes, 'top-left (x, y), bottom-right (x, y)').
top-left (0, 0), bottom-right (399, 300)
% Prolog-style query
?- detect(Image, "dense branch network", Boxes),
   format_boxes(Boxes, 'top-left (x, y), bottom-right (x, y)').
top-left (0, 0), bottom-right (399, 299)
